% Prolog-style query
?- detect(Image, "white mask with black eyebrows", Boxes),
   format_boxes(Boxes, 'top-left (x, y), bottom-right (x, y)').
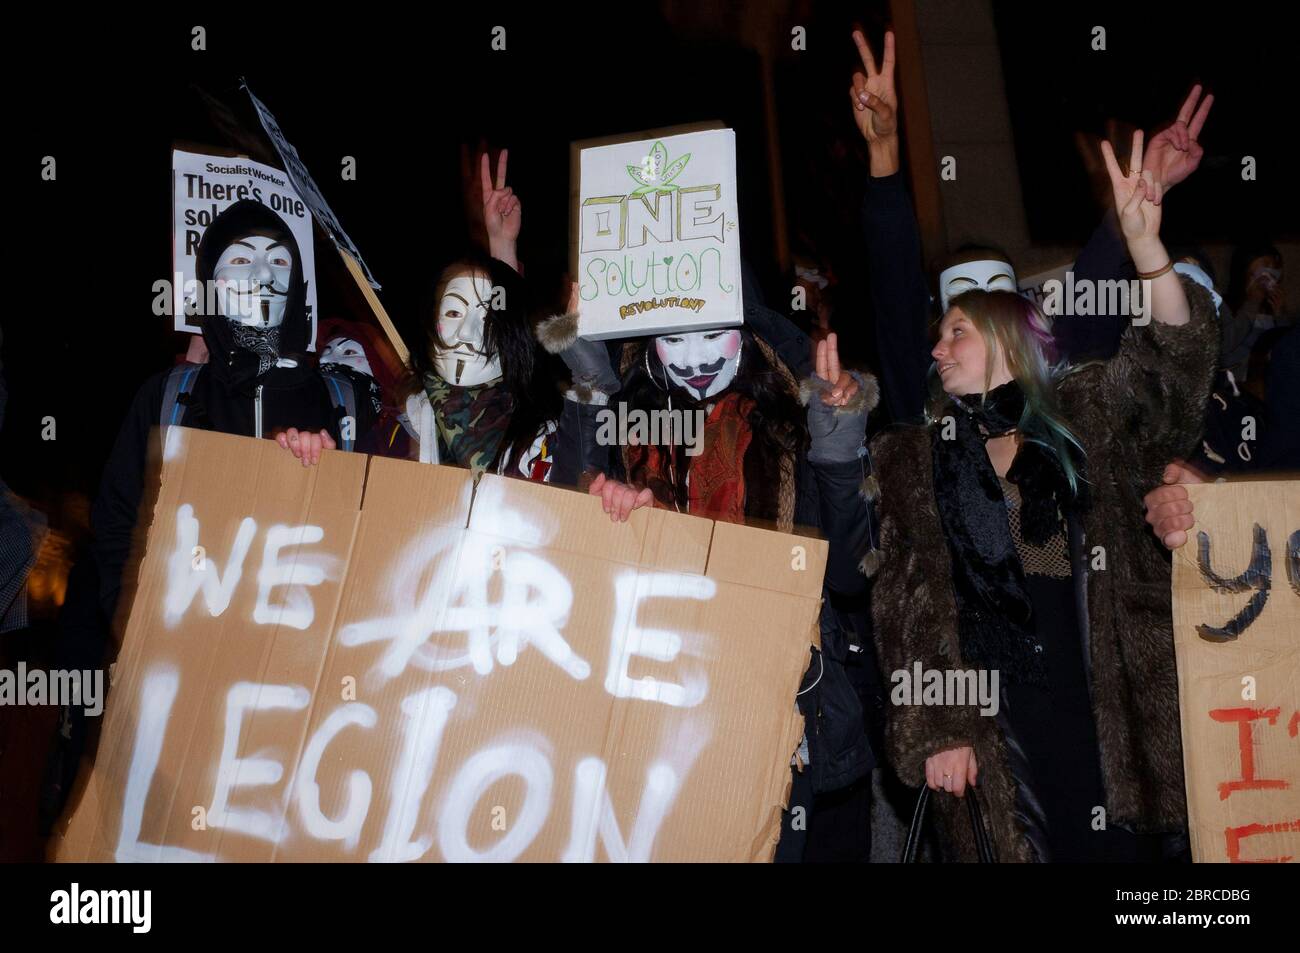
top-left (320, 336), bottom-right (373, 377)
top-left (432, 275), bottom-right (502, 387)
top-left (213, 235), bottom-right (293, 328)
top-left (938, 259), bottom-right (1017, 311)
top-left (653, 328), bottom-right (743, 399)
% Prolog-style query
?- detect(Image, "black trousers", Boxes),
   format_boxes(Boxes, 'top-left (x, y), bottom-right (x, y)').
top-left (775, 767), bottom-right (873, 863)
top-left (1002, 575), bottom-right (1166, 863)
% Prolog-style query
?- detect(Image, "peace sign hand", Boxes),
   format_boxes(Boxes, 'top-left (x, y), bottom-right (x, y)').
top-left (807, 333), bottom-right (871, 466)
top-left (1101, 130), bottom-right (1163, 247)
top-left (480, 149), bottom-right (521, 247)
top-left (1144, 84), bottom-right (1214, 202)
top-left (814, 332), bottom-right (859, 407)
top-left (849, 30), bottom-right (897, 143)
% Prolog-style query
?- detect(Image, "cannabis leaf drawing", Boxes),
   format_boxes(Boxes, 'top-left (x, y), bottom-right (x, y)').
top-left (627, 140), bottom-right (691, 197)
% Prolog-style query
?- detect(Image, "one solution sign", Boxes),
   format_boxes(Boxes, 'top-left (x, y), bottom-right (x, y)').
top-left (576, 129), bottom-right (742, 340)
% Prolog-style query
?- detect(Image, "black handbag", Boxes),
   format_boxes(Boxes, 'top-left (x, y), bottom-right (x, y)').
top-left (901, 785), bottom-right (997, 862)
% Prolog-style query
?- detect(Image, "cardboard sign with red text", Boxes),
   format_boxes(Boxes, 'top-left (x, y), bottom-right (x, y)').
top-left (1171, 480), bottom-right (1300, 863)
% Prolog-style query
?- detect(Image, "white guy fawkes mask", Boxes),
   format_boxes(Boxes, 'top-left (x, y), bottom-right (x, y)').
top-left (320, 336), bottom-right (373, 377)
top-left (938, 259), bottom-right (1018, 311)
top-left (654, 328), bottom-right (743, 399)
top-left (433, 275), bottom-right (502, 387)
top-left (214, 236), bottom-right (293, 328)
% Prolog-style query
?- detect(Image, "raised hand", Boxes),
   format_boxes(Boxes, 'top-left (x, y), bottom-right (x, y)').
top-left (1101, 130), bottom-right (1163, 249)
top-left (480, 150), bottom-right (521, 268)
top-left (807, 333), bottom-right (870, 466)
top-left (814, 332), bottom-right (859, 406)
top-left (1144, 85), bottom-right (1214, 202)
top-left (849, 29), bottom-right (898, 144)
top-left (1074, 117), bottom-right (1134, 210)
top-left (1101, 130), bottom-right (1190, 325)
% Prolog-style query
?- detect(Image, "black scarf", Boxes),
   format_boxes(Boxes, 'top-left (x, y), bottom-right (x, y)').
top-left (229, 323), bottom-right (283, 379)
top-left (930, 382), bottom-right (1081, 687)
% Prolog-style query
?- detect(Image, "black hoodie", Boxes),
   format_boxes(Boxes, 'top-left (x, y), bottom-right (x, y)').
top-left (186, 198), bottom-right (333, 433)
top-left (90, 200), bottom-right (345, 620)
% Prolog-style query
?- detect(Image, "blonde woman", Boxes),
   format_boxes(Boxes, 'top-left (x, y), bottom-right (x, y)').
top-left (869, 132), bottom-right (1217, 862)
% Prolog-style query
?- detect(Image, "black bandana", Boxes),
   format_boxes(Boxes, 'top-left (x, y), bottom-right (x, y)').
top-left (930, 381), bottom-right (1082, 687)
top-left (229, 323), bottom-right (282, 378)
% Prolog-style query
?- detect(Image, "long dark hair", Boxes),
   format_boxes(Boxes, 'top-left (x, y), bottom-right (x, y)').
top-left (404, 255), bottom-right (564, 470)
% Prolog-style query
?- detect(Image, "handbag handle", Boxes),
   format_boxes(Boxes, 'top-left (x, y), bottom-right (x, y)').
top-left (901, 785), bottom-right (997, 863)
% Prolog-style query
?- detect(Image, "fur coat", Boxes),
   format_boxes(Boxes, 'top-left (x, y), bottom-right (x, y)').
top-left (869, 278), bottom-right (1218, 861)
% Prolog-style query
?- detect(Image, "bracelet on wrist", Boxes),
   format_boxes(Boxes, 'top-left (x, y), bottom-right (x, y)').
top-left (1136, 260), bottom-right (1174, 280)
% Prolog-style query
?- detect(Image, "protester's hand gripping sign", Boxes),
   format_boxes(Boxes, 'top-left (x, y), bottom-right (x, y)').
top-left (574, 128), bottom-right (742, 340)
top-left (1171, 481), bottom-right (1300, 862)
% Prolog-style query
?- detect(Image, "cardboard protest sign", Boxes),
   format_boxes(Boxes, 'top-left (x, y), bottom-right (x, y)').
top-left (244, 83), bottom-right (381, 290)
top-left (1171, 481), bottom-right (1300, 863)
top-left (574, 128), bottom-right (742, 340)
top-left (54, 428), bottom-right (823, 862)
top-left (172, 149), bottom-right (318, 342)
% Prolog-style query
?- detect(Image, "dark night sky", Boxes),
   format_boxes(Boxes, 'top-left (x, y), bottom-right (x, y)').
top-left (994, 3), bottom-right (1295, 246)
top-left (5, 3), bottom-right (1296, 535)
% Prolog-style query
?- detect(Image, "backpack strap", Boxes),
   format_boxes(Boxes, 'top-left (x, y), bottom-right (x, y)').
top-left (160, 362), bottom-right (203, 430)
top-left (319, 370), bottom-right (359, 452)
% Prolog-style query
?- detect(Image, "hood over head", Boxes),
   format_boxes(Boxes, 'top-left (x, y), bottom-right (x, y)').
top-left (195, 199), bottom-right (311, 391)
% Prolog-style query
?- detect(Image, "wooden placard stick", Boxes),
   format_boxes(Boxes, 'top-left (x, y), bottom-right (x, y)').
top-left (338, 246), bottom-right (409, 364)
